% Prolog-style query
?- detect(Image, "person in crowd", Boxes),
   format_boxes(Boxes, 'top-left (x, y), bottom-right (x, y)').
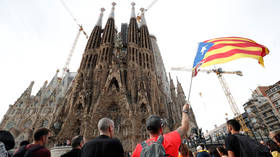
top-left (225, 119), bottom-right (241, 157)
top-left (274, 133), bottom-right (280, 146)
top-left (266, 140), bottom-right (280, 157)
top-left (188, 151), bottom-right (194, 157)
top-left (0, 130), bottom-right (15, 157)
top-left (216, 146), bottom-right (228, 157)
top-left (14, 128), bottom-right (51, 157)
top-left (196, 145), bottom-right (210, 157)
top-left (131, 104), bottom-right (190, 157)
top-left (61, 135), bottom-right (84, 157)
top-left (13, 140), bottom-right (30, 155)
top-left (178, 143), bottom-right (189, 157)
top-left (270, 131), bottom-right (279, 143)
top-left (81, 117), bottom-right (124, 157)
top-left (19, 141), bottom-right (30, 147)
top-left (209, 147), bottom-right (220, 157)
top-left (66, 139), bottom-right (71, 146)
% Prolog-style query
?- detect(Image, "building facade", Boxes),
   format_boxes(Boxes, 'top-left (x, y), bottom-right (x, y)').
top-left (0, 71), bottom-right (76, 146)
top-left (243, 85), bottom-right (280, 135)
top-left (0, 3), bottom-right (198, 152)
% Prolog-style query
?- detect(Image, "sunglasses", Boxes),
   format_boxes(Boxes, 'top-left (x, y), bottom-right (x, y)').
top-left (48, 136), bottom-right (53, 140)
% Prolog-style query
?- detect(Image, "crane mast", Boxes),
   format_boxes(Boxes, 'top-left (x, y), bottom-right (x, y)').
top-left (171, 67), bottom-right (250, 132)
top-left (59, 0), bottom-right (88, 78)
top-left (61, 27), bottom-right (82, 77)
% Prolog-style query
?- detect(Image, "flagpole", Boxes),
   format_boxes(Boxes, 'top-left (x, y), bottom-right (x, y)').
top-left (187, 72), bottom-right (193, 104)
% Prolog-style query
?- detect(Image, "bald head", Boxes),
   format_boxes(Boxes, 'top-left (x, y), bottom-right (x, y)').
top-left (98, 118), bottom-right (114, 133)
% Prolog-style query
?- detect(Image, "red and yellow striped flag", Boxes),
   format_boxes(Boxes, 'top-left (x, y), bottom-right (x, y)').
top-left (192, 37), bottom-right (269, 69)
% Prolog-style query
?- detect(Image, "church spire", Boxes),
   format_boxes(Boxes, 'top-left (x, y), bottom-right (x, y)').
top-left (109, 2), bottom-right (116, 19)
top-left (140, 8), bottom-right (147, 27)
top-left (85, 8), bottom-right (104, 50)
top-left (139, 7), bottom-right (151, 50)
top-left (96, 8), bottom-right (105, 27)
top-left (101, 2), bottom-right (116, 44)
top-left (131, 2), bottom-right (136, 18)
top-left (128, 2), bottom-right (138, 44)
top-left (25, 81), bottom-right (35, 95)
top-left (176, 77), bottom-right (185, 95)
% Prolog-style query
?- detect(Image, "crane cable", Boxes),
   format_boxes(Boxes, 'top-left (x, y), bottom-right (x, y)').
top-left (137, 0), bottom-right (158, 22)
top-left (60, 0), bottom-right (88, 39)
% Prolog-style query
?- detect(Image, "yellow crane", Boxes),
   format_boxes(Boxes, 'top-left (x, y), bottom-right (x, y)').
top-left (171, 67), bottom-right (250, 132)
top-left (59, 0), bottom-right (89, 77)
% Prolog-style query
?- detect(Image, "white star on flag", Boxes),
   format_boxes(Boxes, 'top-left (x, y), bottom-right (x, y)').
top-left (201, 46), bottom-right (207, 55)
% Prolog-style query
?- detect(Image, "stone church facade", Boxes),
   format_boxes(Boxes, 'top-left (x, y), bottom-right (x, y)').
top-left (0, 3), bottom-right (198, 152)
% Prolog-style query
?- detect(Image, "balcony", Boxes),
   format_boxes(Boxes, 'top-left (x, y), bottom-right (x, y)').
top-left (268, 120), bottom-right (280, 126)
top-left (259, 107), bottom-right (272, 113)
top-left (270, 92), bottom-right (280, 101)
top-left (263, 113), bottom-right (275, 119)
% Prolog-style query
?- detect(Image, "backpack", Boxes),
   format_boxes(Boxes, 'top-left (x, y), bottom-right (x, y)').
top-left (233, 134), bottom-right (272, 157)
top-left (140, 135), bottom-right (166, 157)
top-left (13, 145), bottom-right (44, 157)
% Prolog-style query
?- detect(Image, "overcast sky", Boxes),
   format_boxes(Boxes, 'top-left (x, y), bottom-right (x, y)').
top-left (1, 0), bottom-right (280, 132)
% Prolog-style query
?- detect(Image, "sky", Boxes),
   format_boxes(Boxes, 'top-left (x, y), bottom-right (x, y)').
top-left (1, 0), bottom-right (280, 132)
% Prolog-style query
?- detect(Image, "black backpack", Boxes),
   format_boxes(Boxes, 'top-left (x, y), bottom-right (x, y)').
top-left (13, 145), bottom-right (44, 157)
top-left (233, 134), bottom-right (272, 157)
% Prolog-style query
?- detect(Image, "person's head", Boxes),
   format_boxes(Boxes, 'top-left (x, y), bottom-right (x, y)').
top-left (179, 143), bottom-right (189, 157)
top-left (71, 135), bottom-right (84, 149)
top-left (0, 130), bottom-right (15, 151)
top-left (19, 140), bottom-right (29, 147)
top-left (216, 146), bottom-right (227, 156)
top-left (196, 145), bottom-right (202, 152)
top-left (269, 131), bottom-right (276, 140)
top-left (260, 140), bottom-right (265, 145)
top-left (33, 128), bottom-right (51, 146)
top-left (98, 118), bottom-right (114, 138)
top-left (266, 139), bottom-right (280, 152)
top-left (226, 119), bottom-right (241, 134)
top-left (146, 115), bottom-right (163, 136)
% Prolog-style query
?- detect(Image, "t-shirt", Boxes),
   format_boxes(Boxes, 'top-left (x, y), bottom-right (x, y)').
top-left (225, 134), bottom-right (240, 157)
top-left (25, 144), bottom-right (50, 157)
top-left (131, 131), bottom-right (181, 157)
top-left (81, 135), bottom-right (124, 157)
top-left (61, 148), bottom-right (81, 157)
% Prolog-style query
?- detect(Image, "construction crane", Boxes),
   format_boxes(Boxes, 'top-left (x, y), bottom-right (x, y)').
top-left (171, 67), bottom-right (250, 132)
top-left (59, 0), bottom-right (89, 78)
top-left (136, 0), bottom-right (158, 22)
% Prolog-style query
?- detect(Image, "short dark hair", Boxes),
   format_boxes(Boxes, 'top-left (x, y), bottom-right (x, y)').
top-left (227, 119), bottom-right (241, 131)
top-left (0, 130), bottom-right (15, 150)
top-left (19, 140), bottom-right (30, 147)
top-left (34, 128), bottom-right (50, 141)
top-left (71, 136), bottom-right (83, 148)
top-left (146, 115), bottom-right (162, 134)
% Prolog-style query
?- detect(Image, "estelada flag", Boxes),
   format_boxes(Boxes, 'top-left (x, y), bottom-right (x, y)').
top-left (192, 37), bottom-right (269, 76)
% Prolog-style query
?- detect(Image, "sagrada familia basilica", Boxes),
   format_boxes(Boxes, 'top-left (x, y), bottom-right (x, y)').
top-left (0, 3), bottom-right (198, 152)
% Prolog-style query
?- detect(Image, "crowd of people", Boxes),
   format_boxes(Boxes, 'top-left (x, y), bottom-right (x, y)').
top-left (0, 103), bottom-right (280, 157)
